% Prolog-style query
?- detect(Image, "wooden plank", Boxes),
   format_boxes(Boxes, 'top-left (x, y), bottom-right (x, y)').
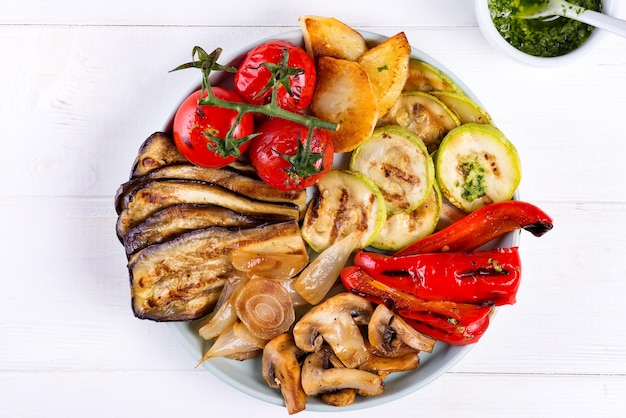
top-left (0, 0), bottom-right (478, 26)
top-left (2, 25), bottom-right (626, 202)
top-left (0, 371), bottom-right (624, 417)
top-left (1, 198), bottom-right (624, 376)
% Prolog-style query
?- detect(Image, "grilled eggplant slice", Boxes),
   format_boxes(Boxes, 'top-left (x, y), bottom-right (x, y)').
top-left (123, 203), bottom-right (293, 256)
top-left (115, 164), bottom-right (306, 215)
top-left (116, 179), bottom-right (301, 240)
top-left (130, 132), bottom-right (189, 178)
top-left (128, 220), bottom-right (307, 321)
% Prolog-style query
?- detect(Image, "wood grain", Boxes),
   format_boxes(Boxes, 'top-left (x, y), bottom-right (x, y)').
top-left (1, 1), bottom-right (625, 416)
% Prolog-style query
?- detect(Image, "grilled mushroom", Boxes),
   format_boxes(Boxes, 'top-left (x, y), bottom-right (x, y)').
top-left (358, 344), bottom-right (421, 377)
top-left (292, 293), bottom-right (373, 368)
top-left (368, 304), bottom-right (436, 357)
top-left (262, 333), bottom-right (307, 415)
top-left (300, 345), bottom-right (384, 398)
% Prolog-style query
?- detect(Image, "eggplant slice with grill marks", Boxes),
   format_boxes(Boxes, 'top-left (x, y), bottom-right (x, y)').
top-left (115, 163), bottom-right (306, 215)
top-left (123, 203), bottom-right (293, 256)
top-left (116, 179), bottom-right (301, 240)
top-left (129, 131), bottom-right (189, 178)
top-left (128, 220), bottom-right (308, 321)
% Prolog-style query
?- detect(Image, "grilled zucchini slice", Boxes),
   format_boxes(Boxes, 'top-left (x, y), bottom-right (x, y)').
top-left (301, 169), bottom-right (386, 253)
top-left (431, 90), bottom-right (492, 125)
top-left (371, 182), bottom-right (442, 251)
top-left (378, 91), bottom-right (460, 153)
top-left (436, 123), bottom-right (521, 213)
top-left (350, 125), bottom-right (434, 214)
top-left (403, 59), bottom-right (460, 93)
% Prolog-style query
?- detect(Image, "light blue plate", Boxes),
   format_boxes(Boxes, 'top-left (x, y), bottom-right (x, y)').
top-left (167, 29), bottom-right (519, 412)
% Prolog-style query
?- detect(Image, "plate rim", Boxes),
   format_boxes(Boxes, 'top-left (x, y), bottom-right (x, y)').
top-left (165, 28), bottom-right (520, 412)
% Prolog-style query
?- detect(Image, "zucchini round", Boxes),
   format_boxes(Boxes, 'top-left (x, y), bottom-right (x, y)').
top-left (371, 182), bottom-right (442, 251)
top-left (378, 91), bottom-right (460, 153)
top-left (431, 90), bottom-right (492, 125)
top-left (435, 123), bottom-right (521, 213)
top-left (350, 125), bottom-right (434, 214)
top-left (301, 169), bottom-right (387, 253)
top-left (403, 59), bottom-right (461, 93)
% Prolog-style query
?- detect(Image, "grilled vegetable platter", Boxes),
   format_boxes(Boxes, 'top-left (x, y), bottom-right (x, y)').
top-left (114, 16), bottom-right (553, 414)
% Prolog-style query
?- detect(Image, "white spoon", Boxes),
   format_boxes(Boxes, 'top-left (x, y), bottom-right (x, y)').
top-left (517, 0), bottom-right (626, 38)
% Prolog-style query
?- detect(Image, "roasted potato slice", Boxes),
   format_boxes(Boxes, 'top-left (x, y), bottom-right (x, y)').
top-left (311, 56), bottom-right (378, 153)
top-left (357, 32), bottom-right (411, 115)
top-left (299, 15), bottom-right (368, 61)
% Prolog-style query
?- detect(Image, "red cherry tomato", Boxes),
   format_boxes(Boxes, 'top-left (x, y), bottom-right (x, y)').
top-left (172, 87), bottom-right (255, 168)
top-left (234, 40), bottom-right (316, 112)
top-left (248, 118), bottom-right (334, 191)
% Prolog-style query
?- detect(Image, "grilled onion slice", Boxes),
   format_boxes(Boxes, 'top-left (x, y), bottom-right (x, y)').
top-left (235, 278), bottom-right (296, 341)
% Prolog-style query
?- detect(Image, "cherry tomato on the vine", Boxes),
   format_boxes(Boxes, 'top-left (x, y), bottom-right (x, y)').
top-left (248, 118), bottom-right (334, 191)
top-left (234, 40), bottom-right (316, 112)
top-left (172, 87), bottom-right (255, 168)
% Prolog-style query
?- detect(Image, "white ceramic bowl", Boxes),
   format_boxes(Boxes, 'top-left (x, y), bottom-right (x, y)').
top-left (475, 0), bottom-right (618, 66)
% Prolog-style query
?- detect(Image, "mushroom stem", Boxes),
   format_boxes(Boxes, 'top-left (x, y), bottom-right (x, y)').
top-left (301, 346), bottom-right (384, 397)
top-left (262, 333), bottom-right (307, 415)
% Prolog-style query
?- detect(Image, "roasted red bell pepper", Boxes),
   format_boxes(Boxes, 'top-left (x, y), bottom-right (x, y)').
top-left (354, 247), bottom-right (521, 306)
top-left (395, 200), bottom-right (553, 256)
top-left (340, 266), bottom-right (492, 345)
top-left (403, 313), bottom-right (490, 345)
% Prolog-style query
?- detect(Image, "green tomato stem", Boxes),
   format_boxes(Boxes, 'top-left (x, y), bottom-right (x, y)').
top-left (198, 94), bottom-right (337, 132)
top-left (172, 45), bottom-right (338, 150)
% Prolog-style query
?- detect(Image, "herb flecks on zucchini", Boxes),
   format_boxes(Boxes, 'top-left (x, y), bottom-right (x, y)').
top-left (435, 123), bottom-right (521, 213)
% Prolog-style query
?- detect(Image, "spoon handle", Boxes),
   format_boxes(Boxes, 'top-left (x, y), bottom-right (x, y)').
top-left (573, 10), bottom-right (626, 38)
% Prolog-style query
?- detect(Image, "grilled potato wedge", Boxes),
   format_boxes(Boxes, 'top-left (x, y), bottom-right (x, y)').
top-left (129, 220), bottom-right (307, 321)
top-left (357, 32), bottom-right (411, 115)
top-left (116, 179), bottom-right (300, 239)
top-left (311, 56), bottom-right (378, 153)
top-left (299, 15), bottom-right (368, 61)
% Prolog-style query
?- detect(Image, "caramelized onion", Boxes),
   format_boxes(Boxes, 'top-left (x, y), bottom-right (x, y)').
top-left (197, 274), bottom-right (249, 340)
top-left (294, 233), bottom-right (360, 305)
top-left (196, 323), bottom-right (260, 366)
top-left (231, 249), bottom-right (308, 280)
top-left (232, 321), bottom-right (268, 348)
top-left (235, 278), bottom-right (295, 340)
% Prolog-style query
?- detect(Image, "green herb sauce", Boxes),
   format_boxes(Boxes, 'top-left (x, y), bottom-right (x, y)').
top-left (488, 0), bottom-right (603, 57)
top-left (459, 161), bottom-right (487, 203)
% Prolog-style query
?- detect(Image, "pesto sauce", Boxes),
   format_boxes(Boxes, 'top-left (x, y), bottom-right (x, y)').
top-left (459, 161), bottom-right (487, 203)
top-left (488, 0), bottom-right (603, 57)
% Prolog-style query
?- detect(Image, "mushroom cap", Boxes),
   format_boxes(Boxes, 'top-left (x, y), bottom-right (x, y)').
top-left (293, 293), bottom-right (373, 368)
top-left (368, 303), bottom-right (436, 357)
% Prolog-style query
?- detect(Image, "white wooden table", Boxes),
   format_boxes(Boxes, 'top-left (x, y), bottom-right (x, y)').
top-left (2, 1), bottom-right (625, 416)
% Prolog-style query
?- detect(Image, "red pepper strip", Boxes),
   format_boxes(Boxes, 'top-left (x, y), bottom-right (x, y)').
top-left (340, 266), bottom-right (492, 345)
top-left (395, 200), bottom-right (553, 256)
top-left (403, 314), bottom-right (490, 345)
top-left (354, 247), bottom-right (521, 306)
